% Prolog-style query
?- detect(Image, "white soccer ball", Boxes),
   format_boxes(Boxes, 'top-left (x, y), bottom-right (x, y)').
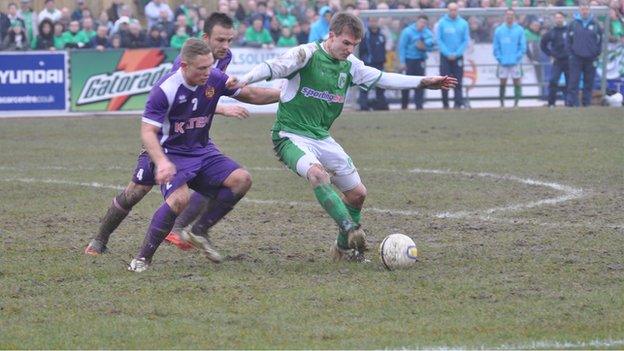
top-left (379, 233), bottom-right (418, 270)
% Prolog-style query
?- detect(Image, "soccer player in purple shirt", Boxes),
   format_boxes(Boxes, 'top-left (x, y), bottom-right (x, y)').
top-left (85, 13), bottom-right (246, 257)
top-left (128, 38), bottom-right (279, 272)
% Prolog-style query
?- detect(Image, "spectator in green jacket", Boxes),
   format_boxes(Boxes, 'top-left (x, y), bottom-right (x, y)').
top-left (244, 15), bottom-right (273, 48)
top-left (62, 20), bottom-right (90, 48)
top-left (277, 26), bottom-right (297, 47)
top-left (170, 25), bottom-right (189, 49)
top-left (80, 17), bottom-right (97, 43)
top-left (52, 22), bottom-right (64, 49)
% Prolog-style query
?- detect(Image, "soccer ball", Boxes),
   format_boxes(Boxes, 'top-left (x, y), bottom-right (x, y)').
top-left (379, 233), bottom-right (418, 270)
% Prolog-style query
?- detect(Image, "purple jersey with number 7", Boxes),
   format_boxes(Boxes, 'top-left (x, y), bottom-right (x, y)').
top-left (141, 67), bottom-right (240, 157)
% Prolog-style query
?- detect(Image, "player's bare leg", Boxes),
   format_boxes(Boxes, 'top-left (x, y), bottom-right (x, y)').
top-left (85, 182), bottom-right (152, 255)
top-left (179, 168), bottom-right (252, 263)
top-left (129, 185), bottom-right (190, 272)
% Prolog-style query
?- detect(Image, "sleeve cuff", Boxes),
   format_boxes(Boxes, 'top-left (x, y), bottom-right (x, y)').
top-left (141, 117), bottom-right (162, 128)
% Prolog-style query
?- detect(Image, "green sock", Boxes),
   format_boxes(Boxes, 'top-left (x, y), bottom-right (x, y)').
top-left (499, 85), bottom-right (506, 106)
top-left (514, 85), bottom-right (522, 106)
top-left (344, 203), bottom-right (361, 225)
top-left (313, 184), bottom-right (353, 249)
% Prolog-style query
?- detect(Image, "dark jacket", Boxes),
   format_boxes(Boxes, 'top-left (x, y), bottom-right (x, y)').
top-left (121, 31), bottom-right (146, 48)
top-left (91, 35), bottom-right (111, 48)
top-left (359, 27), bottom-right (387, 66)
top-left (567, 14), bottom-right (602, 59)
top-left (540, 25), bottom-right (569, 60)
top-left (145, 34), bottom-right (167, 47)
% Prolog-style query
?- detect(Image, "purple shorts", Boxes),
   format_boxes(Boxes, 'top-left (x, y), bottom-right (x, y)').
top-left (132, 152), bottom-right (157, 186)
top-left (161, 152), bottom-right (240, 199)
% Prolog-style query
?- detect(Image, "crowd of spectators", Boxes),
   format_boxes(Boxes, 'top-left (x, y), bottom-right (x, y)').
top-left (0, 0), bottom-right (622, 106)
top-left (1, 0), bottom-right (622, 52)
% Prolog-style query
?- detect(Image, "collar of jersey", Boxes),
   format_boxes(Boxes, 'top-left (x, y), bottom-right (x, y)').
top-left (176, 68), bottom-right (198, 91)
top-left (317, 40), bottom-right (339, 62)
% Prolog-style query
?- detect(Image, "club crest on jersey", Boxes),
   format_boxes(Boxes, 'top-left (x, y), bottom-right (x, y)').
top-left (337, 73), bottom-right (347, 89)
top-left (205, 86), bottom-right (215, 99)
top-left (178, 94), bottom-right (187, 103)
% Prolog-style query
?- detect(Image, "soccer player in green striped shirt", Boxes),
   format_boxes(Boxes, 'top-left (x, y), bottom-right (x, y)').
top-left (231, 12), bottom-right (457, 262)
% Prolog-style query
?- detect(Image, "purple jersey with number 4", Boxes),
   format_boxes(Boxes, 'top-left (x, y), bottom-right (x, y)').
top-left (141, 67), bottom-right (239, 157)
top-left (171, 49), bottom-right (232, 72)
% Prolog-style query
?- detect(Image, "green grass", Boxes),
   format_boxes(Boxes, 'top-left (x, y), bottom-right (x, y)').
top-left (1, 107), bottom-right (623, 349)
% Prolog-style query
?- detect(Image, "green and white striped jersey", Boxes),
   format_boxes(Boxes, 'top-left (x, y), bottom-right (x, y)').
top-left (264, 41), bottom-right (383, 139)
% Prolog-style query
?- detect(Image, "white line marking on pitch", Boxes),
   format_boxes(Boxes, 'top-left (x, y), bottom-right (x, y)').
top-left (1, 167), bottom-right (601, 229)
top-left (405, 338), bottom-right (624, 350)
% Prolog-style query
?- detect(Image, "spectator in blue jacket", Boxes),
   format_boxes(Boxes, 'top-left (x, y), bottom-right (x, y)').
top-left (308, 5), bottom-right (332, 43)
top-left (435, 3), bottom-right (470, 109)
top-left (566, 3), bottom-right (603, 107)
top-left (540, 12), bottom-right (570, 107)
top-left (398, 15), bottom-right (434, 110)
top-left (358, 17), bottom-right (389, 111)
top-left (493, 9), bottom-right (527, 107)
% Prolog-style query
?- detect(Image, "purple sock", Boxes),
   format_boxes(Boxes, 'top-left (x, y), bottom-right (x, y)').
top-left (138, 203), bottom-right (177, 261)
top-left (172, 192), bottom-right (209, 232)
top-left (191, 187), bottom-right (241, 236)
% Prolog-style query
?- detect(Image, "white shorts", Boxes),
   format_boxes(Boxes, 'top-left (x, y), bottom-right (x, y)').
top-left (276, 131), bottom-right (362, 192)
top-left (497, 64), bottom-right (523, 79)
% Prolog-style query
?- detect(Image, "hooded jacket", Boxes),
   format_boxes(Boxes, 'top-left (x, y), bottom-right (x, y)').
top-left (435, 14), bottom-right (470, 58)
top-left (493, 22), bottom-right (527, 65)
top-left (567, 13), bottom-right (602, 59)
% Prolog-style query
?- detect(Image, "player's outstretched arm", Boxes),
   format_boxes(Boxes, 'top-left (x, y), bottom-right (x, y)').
top-left (234, 87), bottom-right (281, 105)
top-left (215, 104), bottom-right (250, 120)
top-left (376, 72), bottom-right (458, 90)
top-left (141, 122), bottom-right (176, 184)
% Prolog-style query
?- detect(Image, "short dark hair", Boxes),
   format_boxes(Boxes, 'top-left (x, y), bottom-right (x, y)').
top-left (203, 12), bottom-right (233, 35)
top-left (418, 15), bottom-right (429, 21)
top-left (555, 11), bottom-right (566, 17)
top-left (329, 12), bottom-right (364, 40)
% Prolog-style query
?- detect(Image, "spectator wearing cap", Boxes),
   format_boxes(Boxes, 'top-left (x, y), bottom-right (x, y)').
top-left (146, 24), bottom-right (167, 47)
top-left (31, 18), bottom-right (55, 50)
top-left (435, 2), bottom-right (470, 109)
top-left (123, 20), bottom-right (147, 48)
top-left (91, 24), bottom-right (111, 50)
top-left (71, 0), bottom-right (88, 21)
top-left (38, 0), bottom-right (61, 23)
top-left (308, 5), bottom-right (332, 42)
top-left (145, 0), bottom-right (173, 30)
top-left (18, 0), bottom-right (37, 43)
top-left (541, 12), bottom-right (570, 107)
top-left (2, 20), bottom-right (29, 50)
top-left (566, 2), bottom-right (603, 107)
top-left (62, 20), bottom-right (90, 48)
top-left (244, 15), bottom-right (273, 48)
top-left (398, 15), bottom-right (434, 110)
top-left (112, 15), bottom-right (131, 36)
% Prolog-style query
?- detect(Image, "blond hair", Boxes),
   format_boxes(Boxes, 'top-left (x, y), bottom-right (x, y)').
top-left (181, 38), bottom-right (212, 63)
